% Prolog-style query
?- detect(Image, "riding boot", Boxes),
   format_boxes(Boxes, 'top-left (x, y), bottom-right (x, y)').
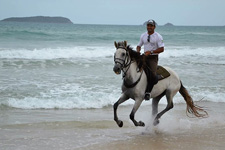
top-left (145, 70), bottom-right (158, 101)
top-left (144, 68), bottom-right (152, 100)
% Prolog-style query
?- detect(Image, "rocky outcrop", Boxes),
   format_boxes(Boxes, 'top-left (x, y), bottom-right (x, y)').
top-left (164, 23), bottom-right (174, 26)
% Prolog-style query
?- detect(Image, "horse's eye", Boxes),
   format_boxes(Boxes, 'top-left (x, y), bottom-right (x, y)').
top-left (122, 53), bottom-right (126, 57)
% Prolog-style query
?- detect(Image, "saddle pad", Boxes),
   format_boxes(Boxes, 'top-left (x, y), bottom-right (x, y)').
top-left (157, 66), bottom-right (170, 80)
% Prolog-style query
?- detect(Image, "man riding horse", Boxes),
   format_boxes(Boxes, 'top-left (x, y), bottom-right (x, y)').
top-left (113, 20), bottom-right (207, 127)
top-left (113, 41), bottom-right (207, 127)
top-left (136, 19), bottom-right (164, 100)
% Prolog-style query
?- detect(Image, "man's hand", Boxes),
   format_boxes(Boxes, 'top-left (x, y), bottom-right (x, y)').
top-left (145, 51), bottom-right (151, 56)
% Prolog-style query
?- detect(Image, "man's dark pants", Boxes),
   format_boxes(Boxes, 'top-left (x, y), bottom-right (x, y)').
top-left (144, 55), bottom-right (158, 93)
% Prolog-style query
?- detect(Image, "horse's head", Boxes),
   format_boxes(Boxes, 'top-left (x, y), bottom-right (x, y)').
top-left (113, 41), bottom-right (129, 75)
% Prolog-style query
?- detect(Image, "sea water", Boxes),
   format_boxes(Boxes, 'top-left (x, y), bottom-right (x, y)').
top-left (1, 22), bottom-right (225, 150)
top-left (0, 22), bottom-right (225, 109)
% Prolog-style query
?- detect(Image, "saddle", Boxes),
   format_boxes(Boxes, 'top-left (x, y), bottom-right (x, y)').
top-left (144, 65), bottom-right (170, 87)
top-left (156, 66), bottom-right (170, 81)
top-left (144, 65), bottom-right (170, 100)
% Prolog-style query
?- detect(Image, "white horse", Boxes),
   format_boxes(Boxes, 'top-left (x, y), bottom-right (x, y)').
top-left (113, 41), bottom-right (207, 127)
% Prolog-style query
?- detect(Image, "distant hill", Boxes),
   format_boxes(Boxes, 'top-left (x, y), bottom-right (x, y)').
top-left (164, 23), bottom-right (174, 26)
top-left (1, 16), bottom-right (73, 24)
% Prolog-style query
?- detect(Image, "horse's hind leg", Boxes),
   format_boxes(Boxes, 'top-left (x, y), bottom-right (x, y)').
top-left (154, 90), bottom-right (174, 126)
top-left (114, 94), bottom-right (129, 127)
top-left (152, 91), bottom-right (166, 116)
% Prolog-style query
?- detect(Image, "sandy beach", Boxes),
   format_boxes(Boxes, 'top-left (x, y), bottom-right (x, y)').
top-left (1, 102), bottom-right (225, 150)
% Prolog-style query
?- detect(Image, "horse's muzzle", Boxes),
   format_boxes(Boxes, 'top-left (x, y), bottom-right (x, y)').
top-left (113, 64), bottom-right (121, 75)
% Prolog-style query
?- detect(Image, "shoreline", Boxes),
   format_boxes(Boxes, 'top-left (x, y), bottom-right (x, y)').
top-left (1, 102), bottom-right (225, 150)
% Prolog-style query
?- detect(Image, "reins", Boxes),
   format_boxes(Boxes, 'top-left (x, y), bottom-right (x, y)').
top-left (123, 71), bottom-right (143, 88)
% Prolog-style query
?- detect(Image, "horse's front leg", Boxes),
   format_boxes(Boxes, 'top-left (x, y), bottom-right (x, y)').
top-left (130, 99), bottom-right (145, 127)
top-left (113, 94), bottom-right (129, 127)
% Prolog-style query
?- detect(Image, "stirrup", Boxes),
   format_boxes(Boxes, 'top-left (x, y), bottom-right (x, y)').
top-left (144, 92), bottom-right (151, 101)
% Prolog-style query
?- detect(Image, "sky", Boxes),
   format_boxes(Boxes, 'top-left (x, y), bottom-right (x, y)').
top-left (0, 0), bottom-right (224, 26)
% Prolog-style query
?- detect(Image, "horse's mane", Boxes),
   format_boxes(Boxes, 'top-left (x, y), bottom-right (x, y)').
top-left (126, 45), bottom-right (144, 70)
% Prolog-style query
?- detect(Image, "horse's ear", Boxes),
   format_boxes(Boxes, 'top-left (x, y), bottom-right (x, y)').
top-left (114, 41), bottom-right (118, 49)
top-left (124, 41), bottom-right (127, 48)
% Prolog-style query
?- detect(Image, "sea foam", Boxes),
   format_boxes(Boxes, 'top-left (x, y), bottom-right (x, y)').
top-left (2, 85), bottom-right (224, 109)
top-left (0, 46), bottom-right (224, 60)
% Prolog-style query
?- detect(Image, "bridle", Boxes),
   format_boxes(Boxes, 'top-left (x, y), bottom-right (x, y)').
top-left (114, 47), bottom-right (143, 88)
top-left (114, 47), bottom-right (132, 78)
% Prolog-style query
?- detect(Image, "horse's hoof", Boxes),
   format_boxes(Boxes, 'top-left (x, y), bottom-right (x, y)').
top-left (153, 119), bottom-right (159, 126)
top-left (117, 120), bottom-right (123, 127)
top-left (138, 121), bottom-right (145, 127)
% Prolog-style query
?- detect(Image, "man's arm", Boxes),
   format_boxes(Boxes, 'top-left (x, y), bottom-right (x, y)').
top-left (145, 47), bottom-right (164, 55)
top-left (136, 46), bottom-right (141, 53)
top-left (137, 34), bottom-right (143, 53)
top-left (153, 47), bottom-right (164, 54)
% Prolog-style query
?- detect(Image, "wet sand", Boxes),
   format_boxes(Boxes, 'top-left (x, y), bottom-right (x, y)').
top-left (90, 126), bottom-right (225, 150)
top-left (1, 102), bottom-right (225, 150)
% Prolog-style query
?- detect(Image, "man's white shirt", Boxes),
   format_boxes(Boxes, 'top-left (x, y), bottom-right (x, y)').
top-left (137, 32), bottom-right (164, 55)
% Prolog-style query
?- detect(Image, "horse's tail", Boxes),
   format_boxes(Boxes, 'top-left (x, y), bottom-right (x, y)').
top-left (179, 81), bottom-right (208, 118)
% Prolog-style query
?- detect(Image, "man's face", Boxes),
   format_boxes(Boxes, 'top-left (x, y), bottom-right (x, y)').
top-left (147, 24), bottom-right (155, 33)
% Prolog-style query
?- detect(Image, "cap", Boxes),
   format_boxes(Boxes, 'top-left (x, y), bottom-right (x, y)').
top-left (146, 19), bottom-right (156, 26)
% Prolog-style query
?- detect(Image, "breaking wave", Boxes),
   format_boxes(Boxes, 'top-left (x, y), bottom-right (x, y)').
top-left (0, 46), bottom-right (224, 60)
